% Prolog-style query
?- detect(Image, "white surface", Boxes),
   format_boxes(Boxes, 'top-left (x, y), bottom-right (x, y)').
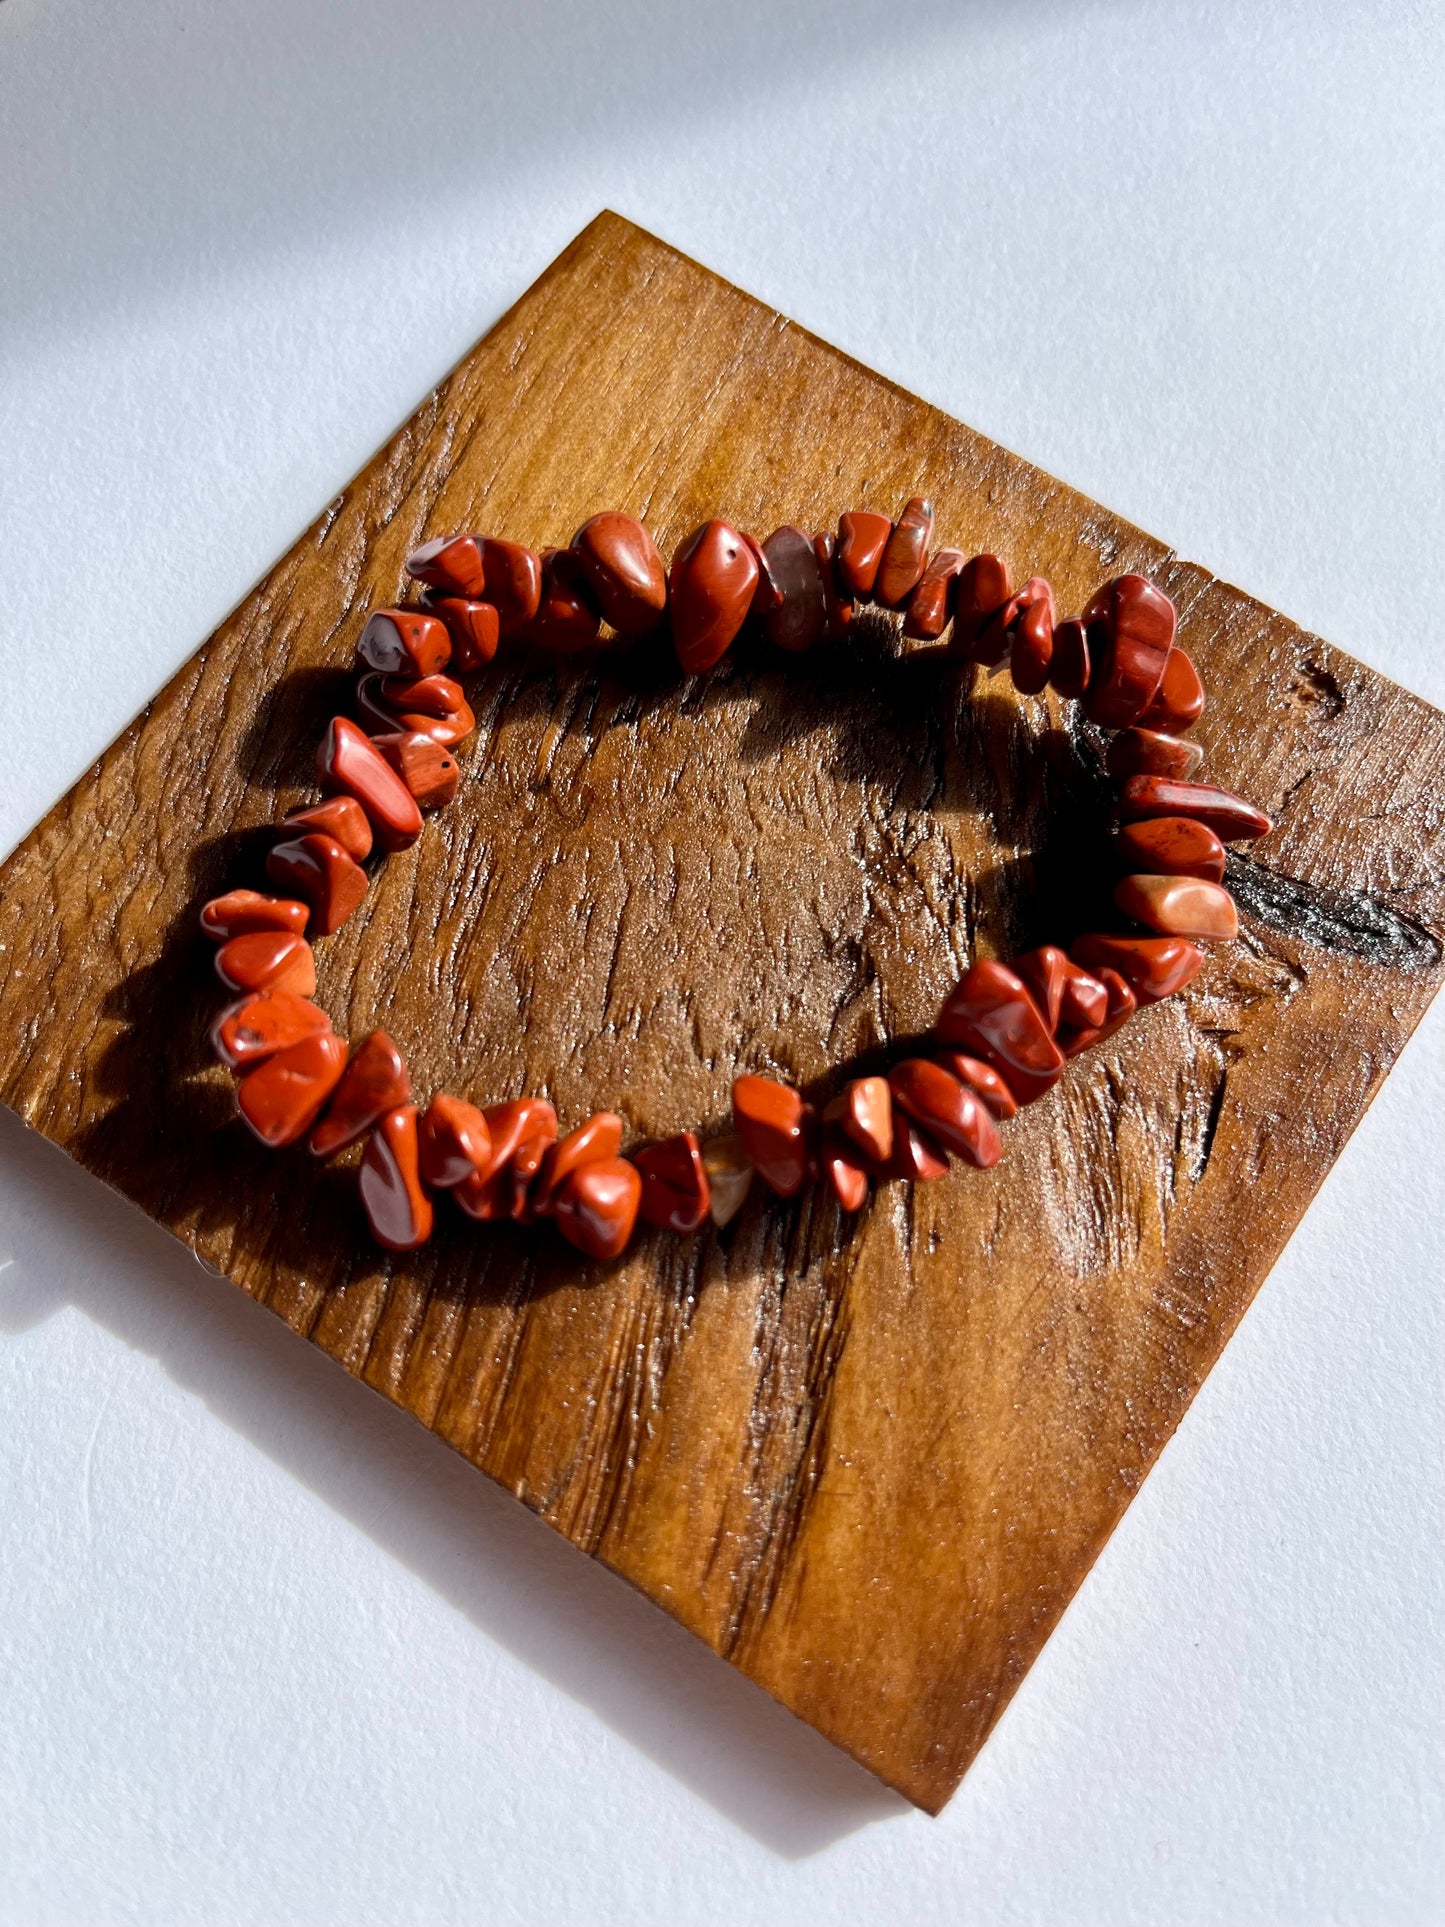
top-left (1, 0), bottom-right (1442, 1921)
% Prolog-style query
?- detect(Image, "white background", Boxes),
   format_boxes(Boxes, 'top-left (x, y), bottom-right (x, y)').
top-left (1, 2), bottom-right (1442, 1922)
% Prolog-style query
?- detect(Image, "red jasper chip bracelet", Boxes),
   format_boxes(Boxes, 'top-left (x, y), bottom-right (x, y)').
top-left (199, 500), bottom-right (1273, 1258)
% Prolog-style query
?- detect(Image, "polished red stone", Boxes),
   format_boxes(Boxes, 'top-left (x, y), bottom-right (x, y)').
top-left (902, 548), bottom-right (966, 641)
top-left (552, 1158), bottom-right (642, 1259)
top-left (732, 1073), bottom-right (810, 1197)
top-left (820, 1121), bottom-right (870, 1211)
top-left (507, 1127), bottom-right (556, 1222)
top-left (932, 1051), bottom-right (1019, 1120)
top-left (867, 1115), bottom-right (949, 1182)
top-left (1106, 727), bottom-right (1204, 781)
top-left (211, 988), bottom-right (330, 1071)
top-left (953, 553), bottom-right (1013, 657)
top-left (934, 959), bottom-right (1065, 1104)
top-left (309, 1030), bottom-right (412, 1157)
top-left (835, 511), bottom-right (893, 597)
top-left (1007, 579), bottom-right (1057, 694)
top-left (822, 1075), bottom-right (893, 1164)
top-left (1115, 815), bottom-right (1227, 883)
top-left (214, 931), bottom-right (316, 998)
top-left (634, 1131), bottom-right (712, 1232)
top-left (358, 1105), bottom-right (434, 1251)
top-left (1013, 946), bottom-right (1109, 1032)
top-left (1118, 776), bottom-right (1272, 842)
top-left (237, 1031), bottom-right (348, 1147)
top-left (531, 1112), bottom-right (625, 1216)
top-left (378, 672), bottom-right (468, 718)
top-left (1114, 873), bottom-right (1239, 941)
top-left (1049, 616), bottom-right (1091, 698)
top-left (480, 1097), bottom-right (559, 1177)
top-left (1136, 646), bottom-right (1205, 734)
top-left (316, 716), bottom-right (423, 853)
top-left (357, 608), bottom-right (452, 678)
top-left (1057, 966), bottom-right (1138, 1057)
top-left (417, 1094), bottom-right (493, 1189)
top-left (571, 512), bottom-right (668, 636)
top-left (669, 521), bottom-right (759, 674)
top-left (279, 796), bottom-right (373, 863)
top-left (888, 1058), bottom-right (1002, 1168)
top-left (453, 1098), bottom-right (559, 1219)
top-left (200, 890), bottom-right (310, 941)
top-left (418, 592), bottom-right (501, 672)
top-left (266, 832), bottom-right (368, 936)
top-left (813, 532), bottom-right (855, 638)
top-left (480, 538), bottom-right (544, 633)
top-left (760, 527), bottom-right (827, 653)
top-left (701, 1133), bottom-right (754, 1227)
top-left (371, 731), bottom-right (460, 811)
top-left (874, 497), bottom-right (934, 608)
top-left (1081, 575), bottom-right (1175, 729)
top-left (405, 534), bottom-right (488, 599)
top-left (741, 531), bottom-right (785, 615)
top-left (1071, 933), bottom-right (1205, 1003)
top-left (977, 575), bottom-right (1055, 673)
top-left (521, 548), bottom-right (603, 654)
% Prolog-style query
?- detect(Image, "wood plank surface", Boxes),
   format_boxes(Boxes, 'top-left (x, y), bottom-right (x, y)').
top-left (2, 211), bottom-right (1442, 1813)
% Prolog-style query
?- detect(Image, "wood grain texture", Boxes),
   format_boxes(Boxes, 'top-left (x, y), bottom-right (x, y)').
top-left (2, 212), bottom-right (1442, 1813)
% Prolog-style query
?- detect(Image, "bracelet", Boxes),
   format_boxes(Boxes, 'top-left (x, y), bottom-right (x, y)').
top-left (198, 500), bottom-right (1272, 1260)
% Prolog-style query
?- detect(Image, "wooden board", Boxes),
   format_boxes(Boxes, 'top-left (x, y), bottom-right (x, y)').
top-left (2, 212), bottom-right (1442, 1814)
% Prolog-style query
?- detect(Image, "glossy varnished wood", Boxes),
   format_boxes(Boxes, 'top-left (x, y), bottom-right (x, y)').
top-left (1, 213), bottom-right (1442, 1812)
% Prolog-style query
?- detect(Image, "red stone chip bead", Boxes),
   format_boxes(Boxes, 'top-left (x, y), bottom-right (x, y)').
top-left (552, 1157), bottom-right (642, 1259)
top-left (279, 796), bottom-right (374, 863)
top-left (357, 608), bottom-right (452, 679)
top-left (874, 497), bottom-right (934, 608)
top-left (237, 1031), bottom-right (348, 1148)
top-left (869, 1115), bottom-right (949, 1182)
top-left (979, 575), bottom-right (1055, 674)
top-left (393, 704), bottom-right (477, 750)
top-left (934, 959), bottom-right (1066, 1105)
top-left (378, 673), bottom-right (468, 720)
top-left (1115, 815), bottom-right (1227, 883)
top-left (1105, 727), bottom-right (1204, 782)
top-left (1049, 616), bottom-right (1090, 698)
top-left (1008, 579), bottom-right (1058, 694)
top-left (823, 1074), bottom-right (894, 1164)
top-left (932, 1050), bottom-right (1019, 1121)
top-left (507, 1127), bottom-right (557, 1222)
top-left (1114, 874), bottom-right (1239, 941)
top-left (417, 1093), bottom-right (493, 1188)
top-left (316, 716), bottom-right (424, 852)
top-left (372, 731), bottom-right (460, 812)
top-left (760, 527), bottom-right (827, 653)
top-left (1136, 646), bottom-right (1205, 734)
top-left (266, 832), bottom-right (368, 936)
top-left (821, 1121), bottom-right (870, 1211)
top-left (479, 538), bottom-right (544, 633)
top-left (835, 510), bottom-right (893, 597)
top-left (417, 592), bottom-right (501, 671)
top-left (200, 890), bottom-right (309, 941)
top-left (1057, 967), bottom-right (1137, 1058)
top-left (670, 521), bottom-right (759, 673)
top-left (571, 512), bottom-right (668, 636)
top-left (741, 531), bottom-right (785, 615)
top-left (953, 553), bottom-right (1012, 658)
top-left (214, 931), bottom-right (316, 998)
top-left (405, 534), bottom-right (488, 599)
top-left (732, 1074), bottom-right (810, 1197)
top-left (531, 1112), bottom-right (625, 1216)
top-left (634, 1131), bottom-right (712, 1232)
top-left (1118, 776), bottom-right (1272, 842)
top-left (211, 988), bottom-right (331, 1071)
top-left (1013, 946), bottom-right (1109, 1033)
top-left (902, 548), bottom-right (966, 641)
top-left (357, 1105), bottom-right (434, 1252)
top-left (813, 533), bottom-right (855, 638)
top-left (1071, 933), bottom-right (1205, 1004)
top-left (453, 1098), bottom-right (559, 1219)
top-left (479, 1097), bottom-right (559, 1178)
top-left (521, 549), bottom-right (603, 654)
top-left (888, 1059), bottom-right (1002, 1168)
top-left (1081, 574), bottom-right (1175, 729)
top-left (309, 1029), bottom-right (412, 1157)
